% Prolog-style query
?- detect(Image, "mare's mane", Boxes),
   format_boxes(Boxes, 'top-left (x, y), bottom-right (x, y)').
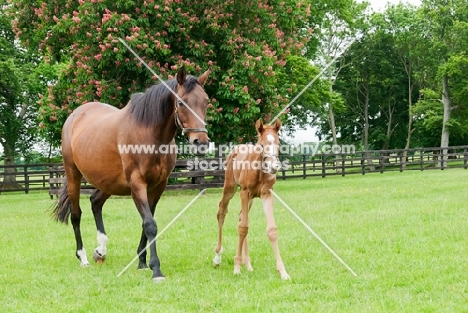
top-left (127, 75), bottom-right (201, 127)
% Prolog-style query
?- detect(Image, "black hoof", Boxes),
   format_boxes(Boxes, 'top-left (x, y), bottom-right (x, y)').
top-left (137, 262), bottom-right (149, 270)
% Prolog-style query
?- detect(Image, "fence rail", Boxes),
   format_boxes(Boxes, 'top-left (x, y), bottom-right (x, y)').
top-left (0, 146), bottom-right (467, 196)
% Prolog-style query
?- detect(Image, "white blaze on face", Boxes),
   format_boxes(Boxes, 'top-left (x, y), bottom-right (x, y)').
top-left (266, 134), bottom-right (275, 143)
top-left (263, 133), bottom-right (280, 173)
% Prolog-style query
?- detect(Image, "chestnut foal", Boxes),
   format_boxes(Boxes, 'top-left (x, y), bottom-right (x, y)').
top-left (213, 118), bottom-right (290, 280)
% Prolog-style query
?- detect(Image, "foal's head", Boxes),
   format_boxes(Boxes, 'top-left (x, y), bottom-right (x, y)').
top-left (256, 118), bottom-right (282, 174)
top-left (174, 67), bottom-right (211, 155)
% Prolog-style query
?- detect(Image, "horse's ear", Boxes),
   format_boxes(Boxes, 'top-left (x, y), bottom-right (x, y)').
top-left (177, 66), bottom-right (187, 85)
top-left (255, 118), bottom-right (264, 134)
top-left (198, 67), bottom-right (212, 86)
top-left (274, 118), bottom-right (282, 132)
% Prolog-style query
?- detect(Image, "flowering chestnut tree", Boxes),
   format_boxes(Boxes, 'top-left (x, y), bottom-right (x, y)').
top-left (9, 0), bottom-right (319, 145)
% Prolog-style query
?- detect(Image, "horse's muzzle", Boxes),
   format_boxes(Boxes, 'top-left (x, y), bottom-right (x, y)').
top-left (190, 139), bottom-right (210, 156)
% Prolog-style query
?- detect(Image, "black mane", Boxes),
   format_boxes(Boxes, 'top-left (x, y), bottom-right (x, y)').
top-left (127, 75), bottom-right (201, 126)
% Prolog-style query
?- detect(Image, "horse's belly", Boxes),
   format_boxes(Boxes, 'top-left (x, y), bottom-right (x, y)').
top-left (82, 170), bottom-right (130, 195)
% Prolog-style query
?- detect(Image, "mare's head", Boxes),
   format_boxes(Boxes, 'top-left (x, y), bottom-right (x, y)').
top-left (256, 118), bottom-right (282, 174)
top-left (175, 67), bottom-right (211, 155)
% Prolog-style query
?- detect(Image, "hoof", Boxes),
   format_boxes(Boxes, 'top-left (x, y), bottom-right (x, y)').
top-left (233, 267), bottom-right (241, 275)
top-left (137, 263), bottom-right (149, 270)
top-left (280, 272), bottom-right (291, 280)
top-left (152, 276), bottom-right (166, 283)
top-left (213, 255), bottom-right (221, 267)
top-left (80, 261), bottom-right (90, 267)
top-left (93, 250), bottom-right (106, 264)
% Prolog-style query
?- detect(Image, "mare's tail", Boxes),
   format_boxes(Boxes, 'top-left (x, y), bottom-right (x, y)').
top-left (51, 181), bottom-right (72, 224)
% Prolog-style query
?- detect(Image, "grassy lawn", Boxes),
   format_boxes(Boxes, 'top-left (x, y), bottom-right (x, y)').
top-left (1, 169), bottom-right (468, 312)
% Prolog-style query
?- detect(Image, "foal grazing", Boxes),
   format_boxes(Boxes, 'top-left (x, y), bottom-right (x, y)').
top-left (52, 67), bottom-right (211, 282)
top-left (213, 118), bottom-right (290, 280)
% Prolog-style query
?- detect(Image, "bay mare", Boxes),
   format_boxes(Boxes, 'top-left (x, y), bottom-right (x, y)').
top-left (52, 67), bottom-right (211, 282)
top-left (213, 118), bottom-right (290, 280)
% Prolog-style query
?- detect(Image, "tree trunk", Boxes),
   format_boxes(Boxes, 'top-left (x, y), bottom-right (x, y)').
top-left (328, 84), bottom-right (341, 173)
top-left (363, 87), bottom-right (374, 171)
top-left (440, 75), bottom-right (451, 169)
top-left (402, 75), bottom-right (415, 169)
top-left (0, 143), bottom-right (22, 190)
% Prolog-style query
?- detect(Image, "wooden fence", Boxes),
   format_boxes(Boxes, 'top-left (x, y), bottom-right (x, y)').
top-left (278, 145), bottom-right (468, 179)
top-left (0, 145), bottom-right (467, 196)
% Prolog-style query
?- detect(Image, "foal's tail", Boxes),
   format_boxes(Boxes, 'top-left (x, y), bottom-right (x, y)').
top-left (51, 181), bottom-right (72, 224)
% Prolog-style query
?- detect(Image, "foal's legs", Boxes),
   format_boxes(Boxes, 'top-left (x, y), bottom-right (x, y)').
top-left (234, 188), bottom-right (250, 275)
top-left (213, 171), bottom-right (236, 266)
top-left (65, 165), bottom-right (89, 266)
top-left (241, 199), bottom-right (254, 271)
top-left (90, 189), bottom-right (111, 263)
top-left (261, 191), bottom-right (290, 280)
top-left (136, 184), bottom-right (165, 270)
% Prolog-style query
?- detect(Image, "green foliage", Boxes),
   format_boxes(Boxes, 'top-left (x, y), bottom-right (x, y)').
top-left (0, 1), bottom-right (60, 163)
top-left (9, 0), bottom-right (319, 145)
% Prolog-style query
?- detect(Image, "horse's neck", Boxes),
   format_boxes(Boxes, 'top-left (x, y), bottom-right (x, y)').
top-left (154, 112), bottom-right (178, 143)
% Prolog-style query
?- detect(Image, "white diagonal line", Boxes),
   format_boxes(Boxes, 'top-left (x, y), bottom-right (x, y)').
top-left (117, 189), bottom-right (206, 277)
top-left (269, 189), bottom-right (358, 276)
top-left (269, 40), bottom-right (356, 125)
top-left (118, 38), bottom-right (206, 126)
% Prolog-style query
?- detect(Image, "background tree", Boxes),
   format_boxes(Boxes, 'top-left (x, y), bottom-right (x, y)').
top-left (312, 0), bottom-right (368, 147)
top-left (412, 0), bottom-right (468, 165)
top-left (0, 1), bottom-right (59, 189)
top-left (9, 0), bottom-right (320, 146)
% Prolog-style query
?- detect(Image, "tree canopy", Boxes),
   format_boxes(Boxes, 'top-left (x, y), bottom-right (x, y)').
top-left (9, 0), bottom-right (326, 145)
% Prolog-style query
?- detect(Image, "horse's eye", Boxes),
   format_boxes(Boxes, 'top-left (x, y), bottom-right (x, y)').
top-left (177, 99), bottom-right (185, 106)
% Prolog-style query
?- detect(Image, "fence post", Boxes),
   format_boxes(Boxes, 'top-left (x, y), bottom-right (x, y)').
top-left (419, 149), bottom-right (423, 171)
top-left (321, 154), bottom-right (326, 178)
top-left (302, 155), bottom-right (306, 179)
top-left (361, 152), bottom-right (365, 175)
top-left (341, 153), bottom-right (345, 177)
top-left (379, 153), bottom-right (384, 173)
top-left (464, 148), bottom-right (467, 170)
top-left (281, 156), bottom-right (286, 180)
top-left (24, 165), bottom-right (29, 194)
top-left (399, 152), bottom-right (403, 172)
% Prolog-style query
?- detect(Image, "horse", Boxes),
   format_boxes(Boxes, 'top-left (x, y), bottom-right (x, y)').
top-left (52, 66), bottom-right (211, 282)
top-left (213, 118), bottom-right (290, 280)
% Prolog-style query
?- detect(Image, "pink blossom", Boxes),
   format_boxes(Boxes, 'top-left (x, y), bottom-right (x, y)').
top-left (217, 107), bottom-right (223, 112)
top-left (94, 54), bottom-right (102, 61)
top-left (230, 85), bottom-right (235, 91)
top-left (242, 86), bottom-right (248, 93)
top-left (233, 107), bottom-right (239, 114)
top-left (114, 47), bottom-right (118, 53)
top-left (256, 99), bottom-right (261, 104)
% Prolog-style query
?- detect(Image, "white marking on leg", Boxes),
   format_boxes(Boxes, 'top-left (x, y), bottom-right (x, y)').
top-left (77, 248), bottom-right (90, 266)
top-left (96, 231), bottom-right (108, 256)
top-left (213, 247), bottom-right (223, 266)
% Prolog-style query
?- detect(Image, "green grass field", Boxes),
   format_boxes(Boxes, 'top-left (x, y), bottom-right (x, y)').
top-left (1, 169), bottom-right (468, 312)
